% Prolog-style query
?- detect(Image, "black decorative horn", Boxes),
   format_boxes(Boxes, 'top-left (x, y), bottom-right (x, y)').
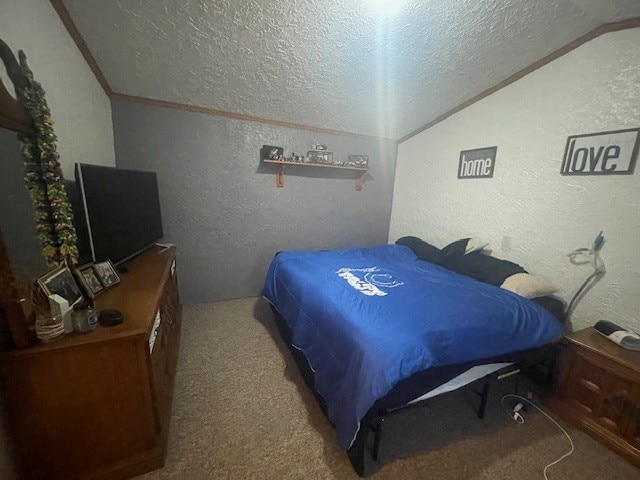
top-left (0, 38), bottom-right (29, 94)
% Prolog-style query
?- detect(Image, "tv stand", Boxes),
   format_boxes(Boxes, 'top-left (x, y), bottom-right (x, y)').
top-left (0, 246), bottom-right (181, 480)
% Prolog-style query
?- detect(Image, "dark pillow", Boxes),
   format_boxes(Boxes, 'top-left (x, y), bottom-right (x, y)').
top-left (445, 252), bottom-right (527, 286)
top-left (395, 236), bottom-right (444, 265)
top-left (440, 238), bottom-right (470, 261)
top-left (531, 296), bottom-right (566, 324)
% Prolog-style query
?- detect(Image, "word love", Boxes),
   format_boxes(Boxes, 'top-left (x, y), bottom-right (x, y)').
top-left (561, 129), bottom-right (639, 176)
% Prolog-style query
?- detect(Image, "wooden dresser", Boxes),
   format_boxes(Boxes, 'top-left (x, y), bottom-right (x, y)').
top-left (0, 246), bottom-right (181, 480)
top-left (546, 327), bottom-right (640, 468)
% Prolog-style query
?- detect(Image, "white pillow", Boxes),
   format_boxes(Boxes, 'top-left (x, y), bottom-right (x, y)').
top-left (500, 273), bottom-right (558, 299)
top-left (465, 238), bottom-right (489, 254)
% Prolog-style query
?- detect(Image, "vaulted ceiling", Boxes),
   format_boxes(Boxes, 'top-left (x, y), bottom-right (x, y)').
top-left (61, 0), bottom-right (640, 140)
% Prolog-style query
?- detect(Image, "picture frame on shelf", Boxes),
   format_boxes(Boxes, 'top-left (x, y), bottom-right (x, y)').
top-left (38, 266), bottom-right (85, 307)
top-left (94, 260), bottom-right (121, 288)
top-left (260, 145), bottom-right (284, 161)
top-left (74, 264), bottom-right (105, 299)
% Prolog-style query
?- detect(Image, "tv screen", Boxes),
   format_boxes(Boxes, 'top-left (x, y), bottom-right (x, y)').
top-left (74, 163), bottom-right (164, 265)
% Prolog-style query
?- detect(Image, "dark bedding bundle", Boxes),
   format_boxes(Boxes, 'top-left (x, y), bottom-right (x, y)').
top-left (395, 236), bottom-right (566, 323)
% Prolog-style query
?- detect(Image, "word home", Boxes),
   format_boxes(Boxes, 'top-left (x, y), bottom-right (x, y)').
top-left (458, 146), bottom-right (497, 179)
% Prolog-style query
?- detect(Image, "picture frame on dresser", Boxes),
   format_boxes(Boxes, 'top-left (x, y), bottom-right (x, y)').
top-left (74, 263), bottom-right (104, 299)
top-left (94, 259), bottom-right (120, 288)
top-left (37, 266), bottom-right (85, 307)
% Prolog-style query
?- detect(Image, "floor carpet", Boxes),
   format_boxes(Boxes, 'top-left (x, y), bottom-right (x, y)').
top-left (137, 298), bottom-right (638, 479)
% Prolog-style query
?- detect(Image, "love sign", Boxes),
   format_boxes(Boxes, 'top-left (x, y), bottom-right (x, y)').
top-left (561, 128), bottom-right (639, 176)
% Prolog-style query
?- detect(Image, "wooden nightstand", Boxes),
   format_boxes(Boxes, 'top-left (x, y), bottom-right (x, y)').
top-left (546, 327), bottom-right (640, 468)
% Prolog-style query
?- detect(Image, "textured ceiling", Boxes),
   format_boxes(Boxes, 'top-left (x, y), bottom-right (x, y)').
top-left (61, 0), bottom-right (640, 139)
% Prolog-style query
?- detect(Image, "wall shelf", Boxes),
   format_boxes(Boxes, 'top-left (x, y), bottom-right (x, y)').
top-left (262, 159), bottom-right (369, 190)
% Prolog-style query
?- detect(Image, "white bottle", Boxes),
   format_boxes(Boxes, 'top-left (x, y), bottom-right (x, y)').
top-left (49, 294), bottom-right (73, 334)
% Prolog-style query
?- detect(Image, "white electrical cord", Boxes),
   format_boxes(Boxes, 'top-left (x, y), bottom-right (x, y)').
top-left (501, 394), bottom-right (574, 480)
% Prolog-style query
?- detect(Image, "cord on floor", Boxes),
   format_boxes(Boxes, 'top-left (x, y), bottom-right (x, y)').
top-left (501, 394), bottom-right (574, 480)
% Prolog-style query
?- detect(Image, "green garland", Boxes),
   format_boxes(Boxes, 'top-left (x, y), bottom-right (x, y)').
top-left (16, 55), bottom-right (78, 267)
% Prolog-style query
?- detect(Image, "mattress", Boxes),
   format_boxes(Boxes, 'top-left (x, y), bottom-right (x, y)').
top-left (407, 362), bottom-right (513, 405)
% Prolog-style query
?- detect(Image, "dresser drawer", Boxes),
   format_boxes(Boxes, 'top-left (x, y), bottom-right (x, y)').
top-left (149, 271), bottom-right (181, 429)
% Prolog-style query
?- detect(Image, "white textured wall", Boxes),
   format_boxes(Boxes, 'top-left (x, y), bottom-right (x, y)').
top-left (389, 28), bottom-right (640, 333)
top-left (0, 0), bottom-right (115, 178)
top-left (0, 1), bottom-right (116, 478)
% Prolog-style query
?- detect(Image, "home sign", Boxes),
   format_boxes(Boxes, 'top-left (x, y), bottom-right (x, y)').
top-left (458, 146), bottom-right (497, 179)
top-left (561, 128), bottom-right (639, 176)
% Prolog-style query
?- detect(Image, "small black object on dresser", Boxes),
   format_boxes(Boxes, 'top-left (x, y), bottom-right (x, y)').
top-left (98, 309), bottom-right (124, 327)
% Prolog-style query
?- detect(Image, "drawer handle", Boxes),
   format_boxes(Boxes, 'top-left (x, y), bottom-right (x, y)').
top-left (612, 395), bottom-right (627, 412)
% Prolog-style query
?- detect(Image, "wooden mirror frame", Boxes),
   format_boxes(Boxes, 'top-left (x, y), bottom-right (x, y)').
top-left (0, 39), bottom-right (36, 349)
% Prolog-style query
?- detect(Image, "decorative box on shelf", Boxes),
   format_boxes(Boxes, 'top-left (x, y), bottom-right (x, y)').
top-left (307, 149), bottom-right (333, 164)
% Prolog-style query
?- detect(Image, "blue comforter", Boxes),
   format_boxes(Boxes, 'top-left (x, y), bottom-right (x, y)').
top-left (263, 245), bottom-right (562, 450)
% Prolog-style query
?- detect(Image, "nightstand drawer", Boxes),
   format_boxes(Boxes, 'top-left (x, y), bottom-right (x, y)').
top-left (564, 347), bottom-right (636, 435)
top-left (547, 327), bottom-right (640, 468)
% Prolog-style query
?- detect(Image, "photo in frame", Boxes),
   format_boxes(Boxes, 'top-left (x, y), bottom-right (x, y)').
top-left (38, 266), bottom-right (85, 307)
top-left (94, 260), bottom-right (121, 288)
top-left (74, 264), bottom-right (105, 299)
top-left (260, 145), bottom-right (284, 161)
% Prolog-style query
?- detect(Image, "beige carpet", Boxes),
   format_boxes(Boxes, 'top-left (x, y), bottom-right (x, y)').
top-left (137, 298), bottom-right (638, 479)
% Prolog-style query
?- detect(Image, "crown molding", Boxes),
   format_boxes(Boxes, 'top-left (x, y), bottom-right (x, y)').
top-left (110, 93), bottom-right (397, 142)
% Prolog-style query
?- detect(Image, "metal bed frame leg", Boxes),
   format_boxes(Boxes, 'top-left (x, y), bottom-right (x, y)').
top-left (347, 432), bottom-right (367, 476)
top-left (372, 417), bottom-right (384, 461)
top-left (476, 381), bottom-right (491, 419)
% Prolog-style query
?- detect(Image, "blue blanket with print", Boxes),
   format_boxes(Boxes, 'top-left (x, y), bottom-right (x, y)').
top-left (263, 244), bottom-right (562, 450)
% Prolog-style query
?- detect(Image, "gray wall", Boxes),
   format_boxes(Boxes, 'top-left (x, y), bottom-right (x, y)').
top-left (112, 99), bottom-right (397, 304)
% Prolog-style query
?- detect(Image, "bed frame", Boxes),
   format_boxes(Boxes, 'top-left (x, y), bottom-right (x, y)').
top-left (270, 305), bottom-right (561, 476)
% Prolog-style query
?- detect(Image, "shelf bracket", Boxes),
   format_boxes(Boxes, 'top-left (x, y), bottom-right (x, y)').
top-left (356, 173), bottom-right (365, 191)
top-left (276, 164), bottom-right (285, 187)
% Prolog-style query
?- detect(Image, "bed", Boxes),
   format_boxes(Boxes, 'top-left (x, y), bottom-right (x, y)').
top-left (263, 243), bottom-right (564, 475)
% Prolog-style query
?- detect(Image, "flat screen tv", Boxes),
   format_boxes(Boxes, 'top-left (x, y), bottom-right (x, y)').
top-left (74, 163), bottom-right (164, 265)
